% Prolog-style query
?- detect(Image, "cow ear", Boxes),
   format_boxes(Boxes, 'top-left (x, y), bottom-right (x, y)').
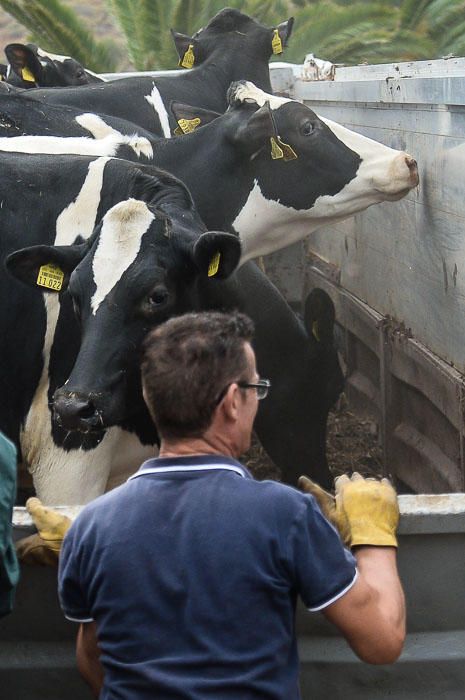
top-left (5, 44), bottom-right (42, 85)
top-left (5, 243), bottom-right (88, 292)
top-left (227, 102), bottom-right (274, 155)
top-left (192, 232), bottom-right (241, 280)
top-left (304, 288), bottom-right (336, 345)
top-left (272, 18), bottom-right (294, 53)
top-left (170, 30), bottom-right (198, 68)
top-left (170, 101), bottom-right (221, 135)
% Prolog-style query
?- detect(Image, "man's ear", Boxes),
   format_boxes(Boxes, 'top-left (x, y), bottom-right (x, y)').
top-left (5, 44), bottom-right (42, 84)
top-left (5, 242), bottom-right (89, 292)
top-left (192, 232), bottom-right (241, 280)
top-left (170, 101), bottom-right (221, 135)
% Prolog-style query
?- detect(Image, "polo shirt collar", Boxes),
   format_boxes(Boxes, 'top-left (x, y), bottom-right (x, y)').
top-left (128, 454), bottom-right (252, 481)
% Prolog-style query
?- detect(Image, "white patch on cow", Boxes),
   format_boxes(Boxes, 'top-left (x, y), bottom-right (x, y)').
top-left (91, 199), bottom-right (155, 314)
top-left (56, 156), bottom-right (110, 245)
top-left (145, 84), bottom-right (171, 138)
top-left (231, 81), bottom-right (292, 110)
top-left (233, 171), bottom-right (414, 264)
top-left (76, 113), bottom-right (153, 158)
top-left (84, 68), bottom-right (108, 82)
top-left (36, 47), bottom-right (70, 64)
top-left (0, 131), bottom-right (153, 160)
top-left (320, 116), bottom-right (417, 198)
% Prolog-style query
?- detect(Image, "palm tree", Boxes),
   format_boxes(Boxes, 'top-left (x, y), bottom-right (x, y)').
top-left (0, 0), bottom-right (118, 71)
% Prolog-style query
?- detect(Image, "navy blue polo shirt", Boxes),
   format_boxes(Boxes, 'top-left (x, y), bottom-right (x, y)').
top-left (59, 456), bottom-right (356, 699)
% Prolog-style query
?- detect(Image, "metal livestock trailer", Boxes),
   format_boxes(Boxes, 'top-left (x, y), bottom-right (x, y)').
top-left (2, 59), bottom-right (465, 698)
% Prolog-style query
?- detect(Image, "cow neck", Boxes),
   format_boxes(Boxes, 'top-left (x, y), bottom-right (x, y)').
top-left (186, 55), bottom-right (272, 107)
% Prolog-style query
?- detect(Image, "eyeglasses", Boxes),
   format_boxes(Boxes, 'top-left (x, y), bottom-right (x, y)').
top-left (215, 378), bottom-right (271, 405)
top-left (237, 378), bottom-right (271, 400)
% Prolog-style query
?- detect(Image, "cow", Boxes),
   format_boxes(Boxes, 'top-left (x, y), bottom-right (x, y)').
top-left (0, 81), bottom-right (157, 147)
top-left (26, 9), bottom-right (294, 136)
top-left (1, 153), bottom-right (244, 502)
top-left (0, 81), bottom-right (419, 264)
top-left (3, 43), bottom-right (104, 88)
top-left (4, 176), bottom-right (342, 502)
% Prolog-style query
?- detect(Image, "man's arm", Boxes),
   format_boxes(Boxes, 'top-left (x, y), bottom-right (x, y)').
top-left (323, 547), bottom-right (405, 664)
top-left (76, 622), bottom-right (104, 698)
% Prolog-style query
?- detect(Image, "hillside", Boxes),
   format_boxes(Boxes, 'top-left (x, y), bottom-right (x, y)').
top-left (0, 1), bottom-right (132, 70)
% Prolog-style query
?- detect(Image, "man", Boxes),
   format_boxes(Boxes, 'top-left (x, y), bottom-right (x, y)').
top-left (58, 311), bottom-right (405, 699)
top-left (0, 431), bottom-right (19, 617)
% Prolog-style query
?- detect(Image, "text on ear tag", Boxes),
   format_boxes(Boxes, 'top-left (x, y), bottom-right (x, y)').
top-left (208, 252), bottom-right (221, 277)
top-left (37, 263), bottom-right (64, 291)
top-left (312, 321), bottom-right (321, 342)
top-left (21, 66), bottom-right (36, 83)
top-left (174, 117), bottom-right (201, 135)
top-left (272, 29), bottom-right (283, 55)
top-left (179, 44), bottom-right (195, 69)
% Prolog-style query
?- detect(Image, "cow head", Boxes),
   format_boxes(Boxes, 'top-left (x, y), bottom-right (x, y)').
top-left (171, 8), bottom-right (293, 72)
top-left (4, 43), bottom-right (94, 87)
top-left (6, 171), bottom-right (240, 436)
top-left (171, 81), bottom-right (418, 262)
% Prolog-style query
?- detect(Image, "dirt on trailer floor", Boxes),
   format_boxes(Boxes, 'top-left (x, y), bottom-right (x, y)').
top-left (243, 394), bottom-right (384, 483)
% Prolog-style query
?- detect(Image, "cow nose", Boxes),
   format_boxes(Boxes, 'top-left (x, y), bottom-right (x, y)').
top-left (405, 155), bottom-right (419, 186)
top-left (53, 392), bottom-right (103, 432)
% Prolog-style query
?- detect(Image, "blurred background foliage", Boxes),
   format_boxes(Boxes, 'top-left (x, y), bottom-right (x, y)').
top-left (0, 0), bottom-right (464, 72)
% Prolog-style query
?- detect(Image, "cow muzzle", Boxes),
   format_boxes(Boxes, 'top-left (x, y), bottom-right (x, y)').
top-left (381, 153), bottom-right (419, 200)
top-left (53, 390), bottom-right (105, 433)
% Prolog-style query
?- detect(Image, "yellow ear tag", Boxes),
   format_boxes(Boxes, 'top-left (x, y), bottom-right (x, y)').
top-left (179, 44), bottom-right (195, 69)
top-left (208, 252), bottom-right (221, 277)
top-left (272, 29), bottom-right (283, 55)
top-left (21, 66), bottom-right (36, 83)
top-left (37, 263), bottom-right (64, 291)
top-left (270, 136), bottom-right (298, 161)
top-left (312, 321), bottom-right (321, 342)
top-left (174, 117), bottom-right (201, 135)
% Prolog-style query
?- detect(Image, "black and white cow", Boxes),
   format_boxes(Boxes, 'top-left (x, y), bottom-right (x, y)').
top-left (27, 9), bottom-right (293, 136)
top-left (4, 43), bottom-right (104, 88)
top-left (0, 81), bottom-right (157, 155)
top-left (1, 153), bottom-right (242, 502)
top-left (7, 81), bottom-right (418, 263)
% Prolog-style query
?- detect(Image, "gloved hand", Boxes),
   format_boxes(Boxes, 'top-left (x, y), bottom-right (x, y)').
top-left (335, 472), bottom-right (399, 548)
top-left (16, 497), bottom-right (72, 566)
top-left (298, 475), bottom-right (351, 546)
top-left (299, 472), bottom-right (399, 548)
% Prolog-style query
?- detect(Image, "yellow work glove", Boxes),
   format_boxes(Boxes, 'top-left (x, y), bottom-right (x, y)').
top-left (335, 472), bottom-right (399, 548)
top-left (298, 475), bottom-right (351, 546)
top-left (16, 497), bottom-right (72, 566)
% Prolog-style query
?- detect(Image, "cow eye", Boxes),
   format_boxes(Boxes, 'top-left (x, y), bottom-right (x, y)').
top-left (148, 288), bottom-right (168, 307)
top-left (301, 121), bottom-right (314, 136)
top-left (76, 69), bottom-right (85, 79)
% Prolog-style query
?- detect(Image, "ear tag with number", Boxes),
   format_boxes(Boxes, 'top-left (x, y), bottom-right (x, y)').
top-left (179, 44), bottom-right (195, 69)
top-left (37, 263), bottom-right (64, 291)
top-left (271, 29), bottom-right (283, 55)
top-left (312, 321), bottom-right (321, 342)
top-left (21, 66), bottom-right (36, 83)
top-left (174, 117), bottom-right (201, 135)
top-left (270, 136), bottom-right (298, 161)
top-left (208, 252), bottom-right (221, 277)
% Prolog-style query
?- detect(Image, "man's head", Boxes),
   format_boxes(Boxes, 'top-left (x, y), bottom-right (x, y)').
top-left (141, 311), bottom-right (260, 455)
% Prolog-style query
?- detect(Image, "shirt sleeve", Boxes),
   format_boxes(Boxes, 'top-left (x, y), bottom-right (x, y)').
top-left (286, 494), bottom-right (357, 611)
top-left (58, 522), bottom-right (94, 623)
top-left (0, 433), bottom-right (20, 618)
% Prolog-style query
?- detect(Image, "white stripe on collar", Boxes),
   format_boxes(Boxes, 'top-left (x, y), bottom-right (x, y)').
top-left (128, 463), bottom-right (248, 481)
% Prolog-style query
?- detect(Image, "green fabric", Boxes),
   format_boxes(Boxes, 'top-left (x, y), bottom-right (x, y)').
top-left (0, 432), bottom-right (19, 617)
